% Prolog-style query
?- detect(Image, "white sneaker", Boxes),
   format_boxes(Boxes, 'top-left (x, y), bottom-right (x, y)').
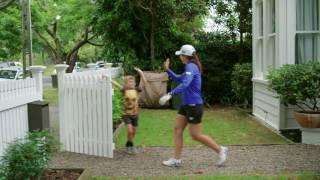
top-left (162, 158), bottom-right (182, 167)
top-left (216, 146), bottom-right (228, 166)
top-left (131, 146), bottom-right (138, 154)
top-left (126, 146), bottom-right (133, 154)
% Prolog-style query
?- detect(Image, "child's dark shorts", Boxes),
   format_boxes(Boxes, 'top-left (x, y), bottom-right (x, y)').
top-left (122, 115), bottom-right (139, 127)
top-left (178, 104), bottom-right (204, 124)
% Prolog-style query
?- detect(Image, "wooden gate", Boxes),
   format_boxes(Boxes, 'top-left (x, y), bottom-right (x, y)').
top-left (57, 66), bottom-right (122, 158)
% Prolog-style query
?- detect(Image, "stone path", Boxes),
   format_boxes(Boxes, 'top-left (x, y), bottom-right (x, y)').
top-left (49, 144), bottom-right (320, 177)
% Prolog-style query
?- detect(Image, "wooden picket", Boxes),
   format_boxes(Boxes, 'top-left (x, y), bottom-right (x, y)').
top-left (59, 68), bottom-right (121, 158)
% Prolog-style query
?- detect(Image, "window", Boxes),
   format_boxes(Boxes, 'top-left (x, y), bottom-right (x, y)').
top-left (267, 0), bottom-right (276, 68)
top-left (256, 1), bottom-right (264, 77)
top-left (258, 2), bottom-right (264, 37)
top-left (254, 0), bottom-right (277, 78)
top-left (295, 0), bottom-right (320, 63)
top-left (269, 0), bottom-right (276, 34)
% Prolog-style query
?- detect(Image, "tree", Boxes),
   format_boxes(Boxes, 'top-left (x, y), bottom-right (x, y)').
top-left (31, 0), bottom-right (103, 72)
top-left (0, 0), bottom-right (15, 10)
top-left (0, 2), bottom-right (21, 59)
top-left (210, 0), bottom-right (252, 62)
top-left (96, 0), bottom-right (208, 70)
top-left (0, 0), bottom-right (103, 71)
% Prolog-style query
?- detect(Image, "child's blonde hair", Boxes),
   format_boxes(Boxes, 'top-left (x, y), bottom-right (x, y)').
top-left (124, 75), bottom-right (135, 83)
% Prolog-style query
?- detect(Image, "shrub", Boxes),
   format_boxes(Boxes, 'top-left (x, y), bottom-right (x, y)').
top-left (231, 63), bottom-right (253, 108)
top-left (267, 61), bottom-right (320, 112)
top-left (195, 31), bottom-right (252, 104)
top-left (27, 129), bottom-right (59, 154)
top-left (0, 130), bottom-right (58, 179)
top-left (112, 79), bottom-right (123, 123)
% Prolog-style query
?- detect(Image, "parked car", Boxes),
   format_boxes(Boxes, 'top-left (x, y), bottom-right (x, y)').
top-left (9, 61), bottom-right (22, 67)
top-left (73, 62), bottom-right (82, 72)
top-left (96, 61), bottom-right (105, 68)
top-left (0, 62), bottom-right (10, 69)
top-left (0, 68), bottom-right (25, 80)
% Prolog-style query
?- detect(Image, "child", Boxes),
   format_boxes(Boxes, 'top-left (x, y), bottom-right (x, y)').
top-left (112, 67), bottom-right (146, 154)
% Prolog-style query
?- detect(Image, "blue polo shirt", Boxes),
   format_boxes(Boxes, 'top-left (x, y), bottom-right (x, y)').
top-left (167, 62), bottom-right (203, 105)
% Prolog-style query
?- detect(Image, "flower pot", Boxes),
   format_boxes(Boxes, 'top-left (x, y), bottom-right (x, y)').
top-left (294, 111), bottom-right (320, 128)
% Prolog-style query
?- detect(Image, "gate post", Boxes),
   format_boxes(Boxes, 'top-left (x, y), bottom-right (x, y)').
top-left (29, 65), bottom-right (46, 100)
top-left (54, 64), bottom-right (69, 149)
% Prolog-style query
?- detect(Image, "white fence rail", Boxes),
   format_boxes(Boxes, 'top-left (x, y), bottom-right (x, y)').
top-left (56, 65), bottom-right (122, 158)
top-left (0, 78), bottom-right (38, 111)
top-left (0, 66), bottom-right (45, 157)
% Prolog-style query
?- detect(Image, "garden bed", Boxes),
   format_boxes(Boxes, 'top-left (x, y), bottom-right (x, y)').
top-left (41, 168), bottom-right (91, 180)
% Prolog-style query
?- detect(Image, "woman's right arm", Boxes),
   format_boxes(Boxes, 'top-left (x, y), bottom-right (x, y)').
top-left (164, 58), bottom-right (182, 82)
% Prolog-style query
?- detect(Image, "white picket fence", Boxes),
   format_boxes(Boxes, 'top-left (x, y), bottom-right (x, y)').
top-left (56, 66), bottom-right (122, 158)
top-left (0, 66), bottom-right (45, 157)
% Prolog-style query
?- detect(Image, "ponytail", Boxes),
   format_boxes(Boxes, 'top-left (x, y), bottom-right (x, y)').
top-left (188, 53), bottom-right (202, 74)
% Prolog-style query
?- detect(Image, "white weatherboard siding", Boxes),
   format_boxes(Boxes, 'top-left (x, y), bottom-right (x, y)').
top-left (252, 79), bottom-right (281, 130)
top-left (285, 106), bottom-right (302, 129)
top-left (252, 0), bottom-right (319, 130)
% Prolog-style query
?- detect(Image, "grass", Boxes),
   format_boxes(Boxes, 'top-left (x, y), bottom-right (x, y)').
top-left (115, 108), bottom-right (290, 147)
top-left (43, 87), bottom-right (58, 106)
top-left (42, 87), bottom-right (290, 146)
top-left (44, 64), bottom-right (55, 76)
top-left (92, 174), bottom-right (320, 180)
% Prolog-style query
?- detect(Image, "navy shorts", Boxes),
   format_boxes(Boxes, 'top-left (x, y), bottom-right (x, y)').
top-left (122, 115), bottom-right (139, 127)
top-left (178, 104), bottom-right (204, 124)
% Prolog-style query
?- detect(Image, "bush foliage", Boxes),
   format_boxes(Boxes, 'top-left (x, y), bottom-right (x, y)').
top-left (0, 130), bottom-right (58, 180)
top-left (196, 32), bottom-right (252, 104)
top-left (231, 63), bottom-right (253, 108)
top-left (112, 78), bottom-right (124, 124)
top-left (113, 86), bottom-right (123, 123)
top-left (267, 61), bottom-right (320, 112)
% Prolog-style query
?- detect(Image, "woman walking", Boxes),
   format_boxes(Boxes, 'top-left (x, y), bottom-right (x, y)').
top-left (159, 44), bottom-right (228, 167)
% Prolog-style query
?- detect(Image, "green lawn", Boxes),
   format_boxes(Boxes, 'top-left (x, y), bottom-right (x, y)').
top-left (115, 108), bottom-right (290, 147)
top-left (43, 87), bottom-right (58, 106)
top-left (44, 64), bottom-right (55, 76)
top-left (43, 85), bottom-right (290, 146)
top-left (93, 174), bottom-right (320, 180)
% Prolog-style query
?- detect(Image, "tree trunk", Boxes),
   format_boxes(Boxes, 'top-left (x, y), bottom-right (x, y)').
top-left (150, 0), bottom-right (155, 68)
top-left (239, 31), bottom-right (244, 62)
top-left (66, 50), bottom-right (79, 73)
top-left (65, 37), bottom-right (88, 73)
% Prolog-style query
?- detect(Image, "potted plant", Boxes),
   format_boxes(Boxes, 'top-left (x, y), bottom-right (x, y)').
top-left (267, 61), bottom-right (320, 128)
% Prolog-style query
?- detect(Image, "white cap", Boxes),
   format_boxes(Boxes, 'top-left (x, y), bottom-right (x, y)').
top-left (175, 45), bottom-right (196, 56)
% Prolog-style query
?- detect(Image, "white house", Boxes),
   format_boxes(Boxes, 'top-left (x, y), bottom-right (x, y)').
top-left (252, 0), bottom-right (319, 130)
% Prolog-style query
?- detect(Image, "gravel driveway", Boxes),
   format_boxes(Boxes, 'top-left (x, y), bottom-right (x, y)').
top-left (49, 144), bottom-right (320, 177)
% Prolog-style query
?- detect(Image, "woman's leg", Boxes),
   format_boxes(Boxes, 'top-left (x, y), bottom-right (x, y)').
top-left (174, 114), bottom-right (188, 160)
top-left (188, 123), bottom-right (221, 153)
